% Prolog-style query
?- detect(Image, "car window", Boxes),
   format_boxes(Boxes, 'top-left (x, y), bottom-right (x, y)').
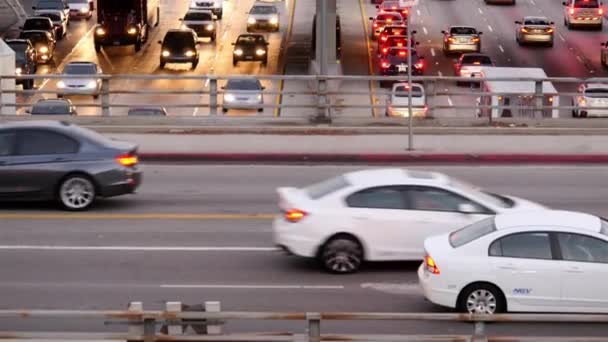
top-left (406, 186), bottom-right (489, 213)
top-left (184, 11), bottom-right (213, 21)
top-left (558, 233), bottom-right (608, 263)
top-left (64, 63), bottom-right (97, 74)
top-left (523, 18), bottom-right (550, 25)
top-left (573, 0), bottom-right (599, 8)
top-left (163, 32), bottom-right (195, 49)
top-left (24, 19), bottom-right (52, 30)
top-left (346, 186), bottom-right (407, 210)
top-left (450, 217), bottom-right (497, 247)
top-left (461, 55), bottom-right (492, 65)
top-left (601, 219), bottom-right (608, 235)
top-left (237, 35), bottom-right (257, 44)
top-left (16, 130), bottom-right (79, 155)
top-left (448, 179), bottom-right (511, 209)
top-left (394, 85), bottom-right (423, 97)
top-left (450, 27), bottom-right (477, 35)
top-left (251, 5), bottom-right (277, 14)
top-left (304, 175), bottom-right (350, 200)
top-left (584, 88), bottom-right (608, 98)
top-left (225, 79), bottom-right (262, 90)
top-left (489, 232), bottom-right (553, 260)
top-left (0, 131), bottom-right (16, 156)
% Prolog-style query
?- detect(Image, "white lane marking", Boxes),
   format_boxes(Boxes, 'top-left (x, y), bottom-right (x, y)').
top-left (161, 284), bottom-right (345, 290)
top-left (499, 45), bottom-right (504, 53)
top-left (447, 97), bottom-right (454, 106)
top-left (487, 25), bottom-right (494, 32)
top-left (437, 70), bottom-right (443, 76)
top-left (416, 9), bottom-right (421, 16)
top-left (577, 55), bottom-right (584, 63)
top-left (423, 27), bottom-right (428, 35)
top-left (361, 283), bottom-right (422, 295)
top-left (430, 47), bottom-right (436, 56)
top-left (478, 7), bottom-right (483, 14)
top-left (559, 33), bottom-right (566, 42)
top-left (0, 245), bottom-right (279, 252)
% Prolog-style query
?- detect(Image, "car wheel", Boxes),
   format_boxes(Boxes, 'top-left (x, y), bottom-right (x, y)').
top-left (320, 236), bottom-right (363, 274)
top-left (458, 283), bottom-right (506, 314)
top-left (233, 59), bottom-right (237, 67)
top-left (191, 60), bottom-right (199, 70)
top-left (94, 42), bottom-right (101, 53)
top-left (135, 39), bottom-right (142, 52)
top-left (93, 94), bottom-right (99, 100)
top-left (222, 108), bottom-right (228, 113)
top-left (57, 174), bottom-right (96, 211)
top-left (602, 55), bottom-right (607, 67)
top-left (262, 58), bottom-right (268, 66)
top-left (257, 108), bottom-right (264, 112)
top-left (159, 61), bottom-right (166, 69)
top-left (598, 23), bottom-right (603, 30)
top-left (216, 11), bottom-right (223, 20)
top-left (57, 94), bottom-right (63, 98)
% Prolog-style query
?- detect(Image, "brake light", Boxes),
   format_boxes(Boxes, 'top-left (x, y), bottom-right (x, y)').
top-left (382, 61), bottom-right (390, 68)
top-left (600, 8), bottom-right (604, 14)
top-left (570, 8), bottom-right (575, 14)
top-left (387, 18), bottom-right (393, 22)
top-left (473, 61), bottom-right (481, 65)
top-left (425, 254), bottom-right (440, 274)
top-left (374, 22), bottom-right (379, 27)
top-left (284, 209), bottom-right (307, 223)
top-left (383, 47), bottom-right (389, 53)
top-left (116, 153), bottom-right (138, 167)
top-left (392, 5), bottom-right (397, 9)
top-left (579, 98), bottom-right (587, 105)
top-left (397, 42), bottom-right (403, 47)
top-left (521, 27), bottom-right (529, 33)
top-left (403, 9), bottom-right (408, 14)
top-left (415, 61), bottom-right (423, 69)
top-left (399, 51), bottom-right (406, 56)
top-left (546, 27), bottom-right (554, 33)
top-left (448, 37), bottom-right (456, 43)
top-left (381, 36), bottom-right (388, 41)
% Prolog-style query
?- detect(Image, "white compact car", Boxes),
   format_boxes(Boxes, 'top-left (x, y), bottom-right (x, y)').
top-left (385, 82), bottom-right (427, 117)
top-left (273, 168), bottom-right (545, 273)
top-left (419, 210), bottom-right (608, 314)
top-left (247, 3), bottom-right (280, 32)
top-left (572, 83), bottom-right (608, 117)
top-left (221, 78), bottom-right (265, 112)
top-left (57, 61), bottom-right (102, 98)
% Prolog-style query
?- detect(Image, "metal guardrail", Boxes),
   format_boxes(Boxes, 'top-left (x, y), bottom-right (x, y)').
top-left (2, 302), bottom-right (608, 342)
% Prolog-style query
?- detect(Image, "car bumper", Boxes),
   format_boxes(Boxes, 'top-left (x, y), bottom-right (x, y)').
top-left (95, 35), bottom-right (139, 46)
top-left (272, 217), bottom-right (319, 258)
top-left (234, 54), bottom-right (266, 61)
top-left (521, 33), bottom-right (553, 42)
top-left (569, 17), bottom-right (602, 25)
top-left (192, 29), bottom-right (216, 38)
top-left (247, 23), bottom-right (280, 31)
top-left (446, 43), bottom-right (479, 52)
top-left (58, 87), bottom-right (100, 95)
top-left (223, 99), bottom-right (263, 109)
top-left (417, 264), bottom-right (458, 309)
top-left (387, 106), bottom-right (427, 117)
top-left (161, 56), bottom-right (198, 63)
top-left (578, 108), bottom-right (608, 117)
top-left (98, 168), bottom-right (142, 197)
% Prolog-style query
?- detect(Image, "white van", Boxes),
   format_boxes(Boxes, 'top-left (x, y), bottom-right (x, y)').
top-left (563, 0), bottom-right (603, 29)
top-left (385, 82), bottom-right (427, 117)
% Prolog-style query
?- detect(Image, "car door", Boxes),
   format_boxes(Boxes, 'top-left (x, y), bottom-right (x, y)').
top-left (488, 231), bottom-right (562, 309)
top-left (343, 185), bottom-right (410, 260)
top-left (557, 232), bottom-right (608, 312)
top-left (0, 130), bottom-right (18, 196)
top-left (397, 185), bottom-right (492, 259)
top-left (8, 129), bottom-right (80, 196)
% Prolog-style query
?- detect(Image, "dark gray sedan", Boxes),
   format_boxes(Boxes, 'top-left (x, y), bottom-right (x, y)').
top-left (0, 121), bottom-right (142, 210)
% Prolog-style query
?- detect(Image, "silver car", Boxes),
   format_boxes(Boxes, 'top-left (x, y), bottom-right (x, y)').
top-left (34, 9), bottom-right (68, 39)
top-left (180, 9), bottom-right (217, 41)
top-left (515, 16), bottom-right (554, 46)
top-left (442, 26), bottom-right (482, 54)
top-left (0, 121), bottom-right (142, 210)
top-left (57, 61), bottom-right (102, 99)
top-left (67, 0), bottom-right (93, 19)
top-left (222, 78), bottom-right (265, 112)
top-left (27, 98), bottom-right (77, 115)
top-left (247, 3), bottom-right (280, 32)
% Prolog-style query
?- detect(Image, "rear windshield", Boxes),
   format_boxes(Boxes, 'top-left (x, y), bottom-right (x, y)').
top-left (31, 102), bottom-right (70, 114)
top-left (584, 88), bottom-right (608, 97)
top-left (524, 18), bottom-right (550, 25)
top-left (394, 85), bottom-right (423, 97)
top-left (449, 217), bottom-right (497, 247)
top-left (39, 13), bottom-right (61, 21)
top-left (251, 5), bottom-right (278, 14)
top-left (450, 27), bottom-right (477, 35)
top-left (377, 13), bottom-right (401, 21)
top-left (24, 19), bottom-right (52, 30)
top-left (573, 0), bottom-right (600, 8)
top-left (462, 55), bottom-right (492, 65)
top-left (305, 175), bottom-right (351, 200)
top-left (184, 12), bottom-right (213, 21)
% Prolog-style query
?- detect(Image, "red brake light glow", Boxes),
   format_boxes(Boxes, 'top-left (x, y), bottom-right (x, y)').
top-left (381, 36), bottom-right (388, 41)
top-left (600, 8), bottom-right (604, 14)
top-left (284, 209), bottom-right (307, 223)
top-left (399, 51), bottom-right (406, 56)
top-left (116, 153), bottom-right (138, 167)
top-left (415, 62), bottom-right (423, 68)
top-left (425, 254), bottom-right (440, 274)
top-left (569, 8), bottom-right (575, 14)
top-left (382, 61), bottom-right (390, 68)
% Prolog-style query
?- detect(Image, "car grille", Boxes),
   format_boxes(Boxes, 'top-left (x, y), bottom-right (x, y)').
top-left (196, 2), bottom-right (214, 6)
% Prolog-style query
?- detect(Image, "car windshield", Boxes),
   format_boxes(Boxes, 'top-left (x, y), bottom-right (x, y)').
top-left (305, 175), bottom-right (351, 200)
top-left (584, 88), bottom-right (608, 98)
top-left (128, 108), bottom-right (166, 116)
top-left (237, 35), bottom-right (259, 44)
top-left (394, 85), bottom-right (423, 97)
top-left (36, 1), bottom-right (64, 9)
top-left (462, 55), bottom-right (492, 65)
top-left (378, 13), bottom-right (401, 21)
top-left (19, 32), bottom-right (48, 44)
top-left (251, 6), bottom-right (277, 14)
top-left (184, 11), bottom-right (213, 20)
top-left (524, 18), bottom-right (550, 25)
top-left (226, 79), bottom-right (262, 90)
top-left (448, 178), bottom-right (513, 208)
top-left (68, 0), bottom-right (88, 3)
top-left (24, 19), bottom-right (52, 30)
top-left (574, 0), bottom-right (599, 8)
top-left (450, 27), bottom-right (476, 35)
top-left (64, 63), bottom-right (96, 74)
top-left (449, 217), bottom-right (497, 247)
top-left (31, 102), bottom-right (70, 114)
top-left (163, 32), bottom-right (195, 49)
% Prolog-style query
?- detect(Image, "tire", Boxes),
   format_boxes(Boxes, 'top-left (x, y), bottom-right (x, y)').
top-left (457, 283), bottom-right (506, 314)
top-left (602, 55), bottom-right (607, 67)
top-left (191, 60), bottom-right (198, 70)
top-left (57, 174), bottom-right (96, 211)
top-left (222, 108), bottom-right (228, 113)
top-left (564, 18), bottom-right (568, 27)
top-left (211, 34), bottom-right (216, 42)
top-left (216, 11), bottom-right (223, 20)
top-left (598, 23), bottom-right (603, 31)
top-left (94, 42), bottom-right (101, 53)
top-left (24, 78), bottom-right (33, 90)
top-left (58, 29), bottom-right (64, 40)
top-left (320, 236), bottom-right (364, 274)
top-left (93, 94), bottom-right (99, 100)
top-left (262, 58), bottom-right (268, 66)
top-left (257, 108), bottom-right (264, 112)
top-left (135, 39), bottom-right (142, 52)
top-left (57, 94), bottom-right (63, 98)
top-left (159, 61), bottom-right (166, 69)
top-left (233, 59), bottom-right (237, 67)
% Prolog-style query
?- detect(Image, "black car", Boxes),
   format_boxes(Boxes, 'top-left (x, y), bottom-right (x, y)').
top-left (18, 30), bottom-right (56, 63)
top-left (232, 34), bottom-right (269, 66)
top-left (379, 47), bottom-right (425, 88)
top-left (158, 29), bottom-right (199, 70)
top-left (5, 39), bottom-right (37, 90)
top-left (27, 99), bottom-right (77, 115)
top-left (21, 17), bottom-right (56, 41)
top-left (0, 121), bottom-right (142, 210)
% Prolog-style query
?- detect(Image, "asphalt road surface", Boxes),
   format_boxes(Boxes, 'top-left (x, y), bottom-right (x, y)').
top-left (1, 164), bottom-right (608, 337)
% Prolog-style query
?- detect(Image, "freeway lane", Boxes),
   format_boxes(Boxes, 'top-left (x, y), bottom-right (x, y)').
top-left (1, 165), bottom-right (608, 336)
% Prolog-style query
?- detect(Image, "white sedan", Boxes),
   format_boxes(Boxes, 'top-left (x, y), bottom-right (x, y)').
top-left (272, 168), bottom-right (545, 273)
top-left (419, 210), bottom-right (608, 314)
top-left (572, 83), bottom-right (608, 118)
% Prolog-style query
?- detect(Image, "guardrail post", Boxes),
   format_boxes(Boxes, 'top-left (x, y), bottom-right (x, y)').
top-left (143, 317), bottom-right (156, 342)
top-left (205, 301), bottom-right (222, 334)
top-left (472, 321), bottom-right (488, 342)
top-left (165, 301), bottom-right (183, 335)
top-left (209, 76), bottom-right (218, 116)
top-left (101, 77), bottom-right (110, 117)
top-left (534, 79), bottom-right (543, 119)
top-left (306, 312), bottom-right (321, 342)
top-left (0, 75), bottom-right (3, 115)
top-left (127, 301), bottom-right (143, 342)
top-left (314, 77), bottom-right (331, 123)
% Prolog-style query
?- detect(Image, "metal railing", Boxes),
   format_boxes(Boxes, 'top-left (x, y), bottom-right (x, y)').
top-left (2, 301), bottom-right (608, 342)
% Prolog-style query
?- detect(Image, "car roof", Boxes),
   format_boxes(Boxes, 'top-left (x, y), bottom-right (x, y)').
top-left (495, 210), bottom-right (602, 232)
top-left (0, 120), bottom-right (74, 130)
top-left (343, 168), bottom-right (448, 187)
top-left (450, 25), bottom-right (476, 29)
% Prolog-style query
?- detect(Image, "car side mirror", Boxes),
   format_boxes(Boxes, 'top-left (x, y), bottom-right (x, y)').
top-left (369, 17), bottom-right (373, 20)
top-left (515, 21), bottom-right (521, 24)
top-left (25, 109), bottom-right (31, 114)
top-left (221, 86), bottom-right (225, 89)
top-left (231, 42), bottom-right (235, 45)
top-left (178, 18), bottom-right (183, 21)
top-left (65, 5), bottom-right (69, 9)
top-left (412, 30), bottom-right (417, 34)
top-left (441, 30), bottom-right (446, 34)
top-left (157, 40), bottom-right (162, 44)
top-left (562, 1), bottom-right (567, 5)
top-left (261, 86), bottom-right (266, 90)
top-left (478, 32), bottom-right (483, 34)
top-left (602, 42), bottom-right (607, 46)
top-left (458, 203), bottom-right (478, 214)
top-left (415, 41), bottom-right (420, 45)
top-left (19, 26), bottom-right (23, 29)
top-left (550, 21), bottom-right (555, 25)
top-left (32, 6), bottom-right (36, 9)
top-left (375, 5), bottom-right (379, 8)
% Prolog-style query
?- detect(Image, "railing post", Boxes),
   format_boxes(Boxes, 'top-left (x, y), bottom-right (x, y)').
top-left (101, 77), bottom-right (110, 117)
top-left (209, 76), bottom-right (218, 116)
top-left (205, 301), bottom-right (222, 335)
top-left (534, 79), bottom-right (543, 119)
top-left (143, 317), bottom-right (156, 342)
top-left (165, 301), bottom-right (183, 336)
top-left (472, 321), bottom-right (488, 342)
top-left (127, 302), bottom-right (143, 342)
top-left (314, 77), bottom-right (331, 123)
top-left (306, 312), bottom-right (321, 342)
top-left (0, 75), bottom-right (3, 115)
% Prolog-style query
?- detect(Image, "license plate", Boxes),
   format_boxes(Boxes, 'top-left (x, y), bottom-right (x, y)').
top-left (237, 97), bottom-right (248, 101)
top-left (113, 41), bottom-right (121, 45)
top-left (245, 56), bottom-right (253, 60)
top-left (398, 64), bottom-right (407, 72)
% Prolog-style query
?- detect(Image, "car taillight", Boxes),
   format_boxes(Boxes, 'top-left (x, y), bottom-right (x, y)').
top-left (284, 209), bottom-right (307, 223)
top-left (569, 8), bottom-right (575, 14)
top-left (546, 27), bottom-right (554, 33)
top-left (415, 61), bottom-right (424, 69)
top-left (425, 254), bottom-right (440, 274)
top-left (374, 22), bottom-right (379, 27)
top-left (381, 36), bottom-right (388, 41)
top-left (579, 98), bottom-right (587, 105)
top-left (383, 47), bottom-right (389, 53)
top-left (599, 8), bottom-right (604, 14)
top-left (381, 61), bottom-right (390, 68)
top-left (472, 37), bottom-right (480, 42)
top-left (521, 27), bottom-right (529, 33)
top-left (448, 37), bottom-right (456, 43)
top-left (116, 153), bottom-right (138, 167)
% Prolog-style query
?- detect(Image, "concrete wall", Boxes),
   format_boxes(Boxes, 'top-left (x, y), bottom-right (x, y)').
top-left (0, 38), bottom-right (16, 115)
top-left (0, 0), bottom-right (28, 38)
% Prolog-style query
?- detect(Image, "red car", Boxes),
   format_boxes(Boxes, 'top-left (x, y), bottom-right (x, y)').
top-left (378, 25), bottom-right (408, 43)
top-left (369, 12), bottom-right (405, 40)
top-left (376, 0), bottom-right (410, 19)
top-left (378, 35), bottom-right (419, 56)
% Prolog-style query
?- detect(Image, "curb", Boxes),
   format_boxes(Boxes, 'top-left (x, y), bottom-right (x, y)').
top-left (139, 153), bottom-right (608, 164)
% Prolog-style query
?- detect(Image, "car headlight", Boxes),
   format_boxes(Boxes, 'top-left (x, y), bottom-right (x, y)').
top-left (256, 49), bottom-right (266, 56)
top-left (162, 50), bottom-right (171, 57)
top-left (257, 94), bottom-right (262, 101)
top-left (185, 50), bottom-right (195, 57)
top-left (87, 80), bottom-right (97, 88)
top-left (80, 7), bottom-right (89, 13)
top-left (190, 0), bottom-right (197, 7)
top-left (15, 67), bottom-right (22, 75)
top-left (95, 27), bottom-right (106, 35)
top-left (270, 16), bottom-right (279, 25)
top-left (57, 81), bottom-right (66, 88)
top-left (181, 24), bottom-right (189, 30)
top-left (248, 17), bottom-right (256, 24)
top-left (224, 94), bottom-right (235, 102)
top-left (234, 49), bottom-right (243, 56)
top-left (39, 46), bottom-right (49, 53)
top-left (127, 27), bottom-right (137, 35)
top-left (206, 24), bottom-right (214, 31)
